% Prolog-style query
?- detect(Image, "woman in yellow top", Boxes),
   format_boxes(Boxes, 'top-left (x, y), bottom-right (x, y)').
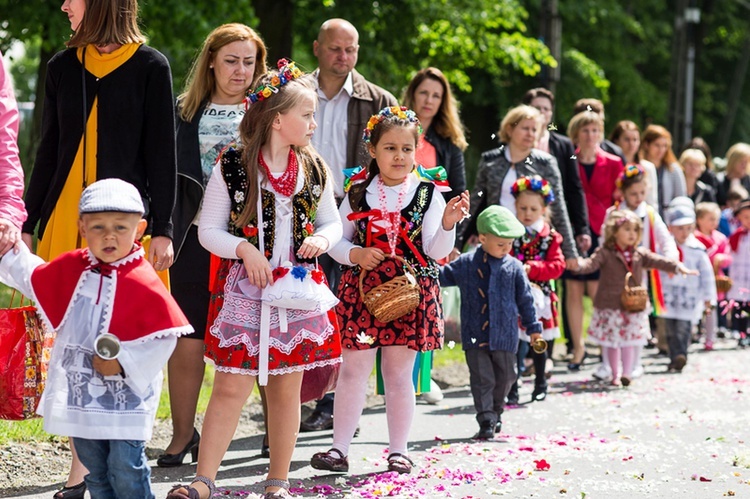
top-left (21, 1), bottom-right (176, 497)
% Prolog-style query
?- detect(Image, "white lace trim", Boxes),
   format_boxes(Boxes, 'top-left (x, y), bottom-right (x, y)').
top-left (206, 356), bottom-right (342, 377)
top-left (209, 322), bottom-right (336, 356)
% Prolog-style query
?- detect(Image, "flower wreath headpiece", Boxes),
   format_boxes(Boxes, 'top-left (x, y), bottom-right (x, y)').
top-left (615, 163), bottom-right (645, 189)
top-left (362, 106), bottom-right (422, 143)
top-left (511, 175), bottom-right (555, 205)
top-left (245, 58), bottom-right (304, 106)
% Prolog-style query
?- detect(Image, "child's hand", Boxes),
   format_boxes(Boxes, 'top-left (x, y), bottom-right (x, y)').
top-left (677, 264), bottom-right (699, 276)
top-left (297, 235), bottom-right (328, 260)
top-left (566, 258), bottom-right (580, 271)
top-left (704, 301), bottom-right (714, 316)
top-left (529, 332), bottom-right (542, 344)
top-left (237, 241), bottom-right (274, 288)
top-left (523, 264), bottom-right (531, 275)
top-left (351, 247), bottom-right (385, 271)
top-left (92, 355), bottom-right (123, 376)
top-left (714, 254), bottom-right (727, 268)
top-left (442, 190), bottom-right (470, 230)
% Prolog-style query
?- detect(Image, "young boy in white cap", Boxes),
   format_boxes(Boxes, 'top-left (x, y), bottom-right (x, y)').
top-left (440, 205), bottom-right (541, 440)
top-left (660, 197), bottom-right (716, 372)
top-left (0, 178), bottom-right (192, 499)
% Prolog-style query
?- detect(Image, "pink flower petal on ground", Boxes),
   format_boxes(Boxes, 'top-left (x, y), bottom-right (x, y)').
top-left (534, 459), bottom-right (551, 471)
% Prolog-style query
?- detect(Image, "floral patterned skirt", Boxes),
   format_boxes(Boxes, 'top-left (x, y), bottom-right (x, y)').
top-left (204, 261), bottom-right (341, 376)
top-left (587, 307), bottom-right (650, 347)
top-left (336, 261), bottom-right (443, 352)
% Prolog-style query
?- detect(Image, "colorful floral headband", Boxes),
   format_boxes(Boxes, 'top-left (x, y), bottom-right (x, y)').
top-left (511, 175), bottom-right (555, 205)
top-left (362, 106), bottom-right (422, 143)
top-left (245, 58), bottom-right (303, 106)
top-left (615, 163), bottom-right (645, 189)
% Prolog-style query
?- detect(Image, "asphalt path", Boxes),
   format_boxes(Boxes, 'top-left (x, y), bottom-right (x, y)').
top-left (11, 340), bottom-right (750, 498)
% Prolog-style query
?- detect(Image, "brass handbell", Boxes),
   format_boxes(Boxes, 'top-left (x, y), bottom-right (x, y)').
top-left (532, 338), bottom-right (548, 354)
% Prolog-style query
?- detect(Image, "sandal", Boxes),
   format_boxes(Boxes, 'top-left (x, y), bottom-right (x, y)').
top-left (166, 475), bottom-right (215, 499)
top-left (310, 448), bottom-right (349, 472)
top-left (262, 478), bottom-right (290, 498)
top-left (53, 481), bottom-right (86, 499)
top-left (387, 453), bottom-right (414, 474)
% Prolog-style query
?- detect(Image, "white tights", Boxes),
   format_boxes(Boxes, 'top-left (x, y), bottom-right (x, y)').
top-left (331, 346), bottom-right (417, 457)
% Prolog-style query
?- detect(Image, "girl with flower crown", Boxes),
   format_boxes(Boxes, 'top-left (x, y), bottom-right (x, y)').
top-left (167, 60), bottom-right (343, 499)
top-left (310, 106), bottom-right (469, 475)
top-left (595, 164), bottom-right (678, 381)
top-left (507, 175), bottom-right (565, 403)
top-left (574, 211), bottom-right (694, 387)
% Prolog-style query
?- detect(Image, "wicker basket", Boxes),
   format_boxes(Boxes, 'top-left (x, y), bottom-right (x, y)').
top-left (359, 255), bottom-right (420, 323)
top-left (715, 275), bottom-right (733, 294)
top-left (620, 271), bottom-right (648, 312)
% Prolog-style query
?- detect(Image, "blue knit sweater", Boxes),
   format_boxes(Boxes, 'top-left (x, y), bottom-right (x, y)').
top-left (440, 246), bottom-right (541, 353)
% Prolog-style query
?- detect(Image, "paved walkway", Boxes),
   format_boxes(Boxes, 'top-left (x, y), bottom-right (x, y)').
top-left (11, 341), bottom-right (750, 498)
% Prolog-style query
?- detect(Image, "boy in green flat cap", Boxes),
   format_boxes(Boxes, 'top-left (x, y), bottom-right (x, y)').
top-left (440, 205), bottom-right (541, 440)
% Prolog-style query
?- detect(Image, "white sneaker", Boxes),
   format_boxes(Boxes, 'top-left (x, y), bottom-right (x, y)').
top-left (421, 379), bottom-right (444, 404)
top-left (592, 363), bottom-right (612, 382)
top-left (631, 364), bottom-right (644, 378)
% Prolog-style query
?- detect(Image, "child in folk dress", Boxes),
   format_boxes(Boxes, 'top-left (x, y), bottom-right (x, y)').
top-left (727, 198), bottom-right (750, 347)
top-left (660, 201), bottom-right (716, 372)
top-left (0, 179), bottom-right (193, 499)
top-left (168, 60), bottom-right (343, 499)
top-left (575, 210), bottom-right (695, 386)
top-left (310, 106), bottom-right (469, 474)
top-left (509, 176), bottom-right (565, 403)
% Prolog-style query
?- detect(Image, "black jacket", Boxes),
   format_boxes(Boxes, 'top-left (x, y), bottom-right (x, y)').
top-left (423, 126), bottom-right (466, 201)
top-left (717, 174), bottom-right (750, 207)
top-left (548, 131), bottom-right (589, 238)
top-left (172, 101), bottom-right (208, 259)
top-left (24, 45), bottom-right (176, 239)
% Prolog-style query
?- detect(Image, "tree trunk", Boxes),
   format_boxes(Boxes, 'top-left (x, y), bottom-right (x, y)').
top-left (253, 0), bottom-right (294, 64)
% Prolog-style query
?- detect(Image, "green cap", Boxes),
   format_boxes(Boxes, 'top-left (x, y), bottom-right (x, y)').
top-left (476, 205), bottom-right (525, 238)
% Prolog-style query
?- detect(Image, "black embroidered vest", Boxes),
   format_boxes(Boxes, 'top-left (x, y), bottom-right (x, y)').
top-left (512, 228), bottom-right (556, 295)
top-left (352, 181), bottom-right (440, 277)
top-left (220, 146), bottom-right (327, 264)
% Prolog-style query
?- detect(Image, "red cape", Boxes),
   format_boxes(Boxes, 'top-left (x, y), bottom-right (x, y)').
top-left (30, 246), bottom-right (191, 342)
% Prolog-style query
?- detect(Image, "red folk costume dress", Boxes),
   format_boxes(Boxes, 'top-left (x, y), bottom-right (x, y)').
top-left (334, 172), bottom-right (454, 352)
top-left (511, 221), bottom-right (565, 341)
top-left (199, 146), bottom-right (343, 380)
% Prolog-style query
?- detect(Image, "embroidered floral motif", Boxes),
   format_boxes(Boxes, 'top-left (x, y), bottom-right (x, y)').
top-left (234, 190), bottom-right (245, 203)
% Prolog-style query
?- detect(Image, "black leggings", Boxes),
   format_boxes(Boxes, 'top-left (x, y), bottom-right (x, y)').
top-left (733, 301), bottom-right (750, 334)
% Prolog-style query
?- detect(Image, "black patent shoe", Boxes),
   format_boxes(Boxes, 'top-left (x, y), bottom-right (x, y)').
top-left (532, 384), bottom-right (547, 401)
top-left (53, 481), bottom-right (86, 499)
top-left (494, 421), bottom-right (502, 434)
top-left (157, 428), bottom-right (200, 467)
top-left (261, 433), bottom-right (270, 458)
top-left (300, 412), bottom-right (334, 432)
top-left (567, 351), bottom-right (588, 371)
top-left (472, 422), bottom-right (495, 440)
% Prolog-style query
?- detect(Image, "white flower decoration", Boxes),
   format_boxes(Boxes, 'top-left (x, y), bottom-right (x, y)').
top-left (356, 332), bottom-right (375, 345)
top-left (447, 340), bottom-right (456, 350)
top-left (312, 185), bottom-right (322, 196)
top-left (234, 190), bottom-right (245, 203)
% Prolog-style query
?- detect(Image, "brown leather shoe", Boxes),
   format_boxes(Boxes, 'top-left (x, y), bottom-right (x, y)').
top-left (310, 448), bottom-right (349, 472)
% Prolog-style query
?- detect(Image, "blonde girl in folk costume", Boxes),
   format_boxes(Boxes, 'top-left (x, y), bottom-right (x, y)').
top-left (595, 164), bottom-right (679, 380)
top-left (575, 211), bottom-right (695, 386)
top-left (310, 106), bottom-right (470, 474)
top-left (167, 60), bottom-right (343, 499)
top-left (509, 176), bottom-right (566, 402)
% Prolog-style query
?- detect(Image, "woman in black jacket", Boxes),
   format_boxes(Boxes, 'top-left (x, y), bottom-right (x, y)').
top-left (160, 23), bottom-right (267, 467)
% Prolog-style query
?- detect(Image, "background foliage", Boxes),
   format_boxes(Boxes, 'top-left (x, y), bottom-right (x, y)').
top-left (2, 0), bottom-right (749, 185)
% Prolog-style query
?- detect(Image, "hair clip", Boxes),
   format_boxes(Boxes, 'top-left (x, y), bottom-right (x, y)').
top-left (245, 58), bottom-right (303, 106)
top-left (362, 106), bottom-right (422, 143)
top-left (511, 175), bottom-right (555, 204)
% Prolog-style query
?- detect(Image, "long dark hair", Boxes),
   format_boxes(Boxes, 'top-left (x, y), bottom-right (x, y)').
top-left (348, 115), bottom-right (420, 211)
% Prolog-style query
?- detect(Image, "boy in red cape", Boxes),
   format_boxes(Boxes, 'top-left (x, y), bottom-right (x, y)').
top-left (0, 178), bottom-right (192, 499)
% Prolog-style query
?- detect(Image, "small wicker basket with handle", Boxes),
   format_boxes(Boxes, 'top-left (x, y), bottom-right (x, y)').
top-left (713, 258), bottom-right (733, 293)
top-left (620, 271), bottom-right (648, 312)
top-left (359, 255), bottom-right (420, 323)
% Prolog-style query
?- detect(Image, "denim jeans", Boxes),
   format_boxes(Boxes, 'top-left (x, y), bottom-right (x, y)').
top-left (71, 438), bottom-right (154, 499)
